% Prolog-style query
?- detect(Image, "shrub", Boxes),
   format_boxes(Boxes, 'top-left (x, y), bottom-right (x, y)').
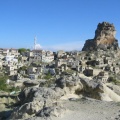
top-left (0, 76), bottom-right (8, 91)
top-left (0, 76), bottom-right (20, 92)
top-left (44, 72), bottom-right (52, 80)
top-left (108, 76), bottom-right (118, 85)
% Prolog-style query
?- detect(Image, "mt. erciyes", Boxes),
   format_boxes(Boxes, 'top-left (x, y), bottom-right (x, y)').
top-left (82, 22), bottom-right (119, 51)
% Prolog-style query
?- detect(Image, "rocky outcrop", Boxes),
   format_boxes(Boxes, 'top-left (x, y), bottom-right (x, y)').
top-left (0, 92), bottom-right (16, 119)
top-left (80, 78), bottom-right (120, 102)
top-left (56, 75), bottom-right (83, 94)
top-left (56, 75), bottom-right (120, 102)
top-left (9, 87), bottom-right (65, 119)
top-left (23, 80), bottom-right (40, 87)
top-left (9, 75), bottom-right (120, 119)
top-left (82, 22), bottom-right (119, 51)
top-left (36, 103), bottom-right (66, 118)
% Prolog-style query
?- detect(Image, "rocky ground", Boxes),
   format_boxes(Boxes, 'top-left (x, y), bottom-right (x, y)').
top-left (0, 75), bottom-right (118, 120)
top-left (53, 98), bottom-right (120, 120)
top-left (26, 97), bottom-right (120, 120)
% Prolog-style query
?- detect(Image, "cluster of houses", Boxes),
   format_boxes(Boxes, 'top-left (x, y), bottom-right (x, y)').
top-left (22, 50), bottom-right (54, 63)
top-left (0, 48), bottom-right (55, 80)
top-left (55, 49), bottom-right (120, 83)
top-left (0, 47), bottom-right (120, 83)
top-left (0, 48), bottom-right (22, 79)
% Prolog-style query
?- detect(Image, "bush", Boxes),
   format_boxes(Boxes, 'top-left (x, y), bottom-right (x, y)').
top-left (40, 78), bottom-right (55, 87)
top-left (44, 72), bottom-right (52, 80)
top-left (0, 76), bottom-right (8, 91)
top-left (0, 76), bottom-right (20, 92)
top-left (108, 76), bottom-right (118, 85)
top-left (18, 66), bottom-right (27, 73)
top-left (9, 86), bottom-right (20, 92)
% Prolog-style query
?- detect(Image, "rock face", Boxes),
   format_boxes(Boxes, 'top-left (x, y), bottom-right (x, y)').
top-left (56, 75), bottom-right (83, 94)
top-left (80, 78), bottom-right (120, 102)
top-left (9, 87), bottom-right (65, 119)
top-left (82, 22), bottom-right (119, 51)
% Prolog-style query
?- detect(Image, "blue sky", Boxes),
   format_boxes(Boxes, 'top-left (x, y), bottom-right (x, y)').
top-left (0, 0), bottom-right (120, 51)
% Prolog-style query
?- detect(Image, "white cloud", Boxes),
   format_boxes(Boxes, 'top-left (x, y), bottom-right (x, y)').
top-left (43, 41), bottom-right (84, 51)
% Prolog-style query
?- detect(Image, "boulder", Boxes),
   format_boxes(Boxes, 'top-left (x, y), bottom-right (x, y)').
top-left (36, 103), bottom-right (66, 118)
top-left (80, 78), bottom-right (120, 102)
top-left (56, 75), bottom-right (83, 94)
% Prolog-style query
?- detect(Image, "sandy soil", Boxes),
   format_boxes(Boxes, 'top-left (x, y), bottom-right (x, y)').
top-left (31, 97), bottom-right (120, 120)
top-left (52, 98), bottom-right (120, 120)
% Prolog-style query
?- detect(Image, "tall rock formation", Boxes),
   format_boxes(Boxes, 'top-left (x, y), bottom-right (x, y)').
top-left (82, 22), bottom-right (119, 51)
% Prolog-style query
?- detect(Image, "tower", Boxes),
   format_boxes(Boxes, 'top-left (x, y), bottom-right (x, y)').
top-left (33, 36), bottom-right (42, 50)
top-left (34, 36), bottom-right (37, 50)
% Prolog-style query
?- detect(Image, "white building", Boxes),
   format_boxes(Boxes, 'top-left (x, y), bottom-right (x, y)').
top-left (5, 55), bottom-right (18, 63)
top-left (42, 55), bottom-right (54, 63)
top-left (2, 49), bottom-right (9, 56)
top-left (29, 74), bottom-right (38, 79)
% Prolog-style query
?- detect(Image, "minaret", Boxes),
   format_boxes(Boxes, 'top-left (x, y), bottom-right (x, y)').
top-left (34, 36), bottom-right (37, 50)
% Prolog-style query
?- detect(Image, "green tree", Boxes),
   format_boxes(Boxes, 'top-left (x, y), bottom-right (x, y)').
top-left (18, 48), bottom-right (30, 54)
